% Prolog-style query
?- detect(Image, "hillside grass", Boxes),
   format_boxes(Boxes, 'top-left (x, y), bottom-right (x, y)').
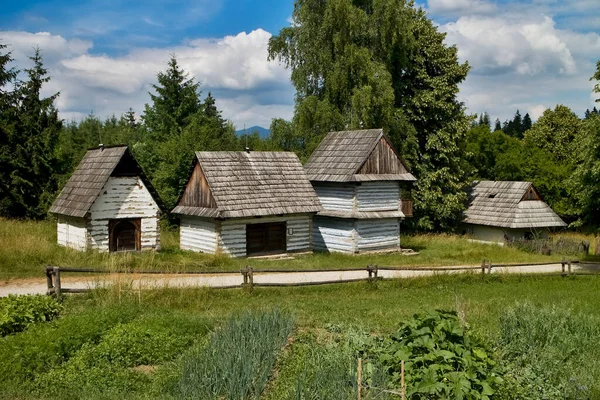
top-left (0, 218), bottom-right (586, 281)
top-left (3, 274), bottom-right (600, 398)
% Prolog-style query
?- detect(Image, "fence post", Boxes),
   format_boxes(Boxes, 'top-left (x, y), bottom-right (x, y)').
top-left (53, 267), bottom-right (62, 300)
top-left (45, 266), bottom-right (54, 295)
top-left (248, 267), bottom-right (254, 291)
top-left (487, 260), bottom-right (493, 274)
top-left (481, 259), bottom-right (486, 275)
top-left (568, 260), bottom-right (572, 275)
top-left (241, 267), bottom-right (248, 287)
top-left (561, 258), bottom-right (566, 276)
top-left (367, 265), bottom-right (373, 280)
top-left (357, 358), bottom-right (362, 400)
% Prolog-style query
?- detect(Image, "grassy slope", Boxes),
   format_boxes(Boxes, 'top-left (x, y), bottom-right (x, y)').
top-left (0, 218), bottom-right (572, 280)
top-left (3, 274), bottom-right (600, 399)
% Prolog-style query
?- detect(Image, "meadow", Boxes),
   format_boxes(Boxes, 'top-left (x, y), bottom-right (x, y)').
top-left (0, 218), bottom-right (585, 281)
top-left (2, 274), bottom-right (600, 399)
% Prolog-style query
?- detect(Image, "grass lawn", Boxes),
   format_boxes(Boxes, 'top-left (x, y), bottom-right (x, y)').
top-left (2, 274), bottom-right (600, 399)
top-left (0, 218), bottom-right (581, 281)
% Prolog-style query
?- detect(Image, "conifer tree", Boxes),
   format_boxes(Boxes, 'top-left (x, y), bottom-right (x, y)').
top-left (522, 113), bottom-right (532, 133)
top-left (494, 119), bottom-right (502, 132)
top-left (1, 48), bottom-right (62, 218)
top-left (0, 42), bottom-right (18, 217)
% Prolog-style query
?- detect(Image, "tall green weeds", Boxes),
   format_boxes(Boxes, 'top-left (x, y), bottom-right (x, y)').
top-left (497, 302), bottom-right (600, 399)
top-left (176, 309), bottom-right (294, 400)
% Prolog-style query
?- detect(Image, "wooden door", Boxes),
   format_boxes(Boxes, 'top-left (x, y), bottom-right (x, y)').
top-left (109, 218), bottom-right (141, 252)
top-left (246, 222), bottom-right (286, 256)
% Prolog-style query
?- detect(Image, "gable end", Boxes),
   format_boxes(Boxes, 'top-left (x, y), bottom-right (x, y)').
top-left (178, 160), bottom-right (217, 208)
top-left (357, 135), bottom-right (408, 175)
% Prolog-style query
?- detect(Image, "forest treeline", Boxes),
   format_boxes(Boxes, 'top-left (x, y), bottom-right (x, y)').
top-left (1, 0), bottom-right (600, 232)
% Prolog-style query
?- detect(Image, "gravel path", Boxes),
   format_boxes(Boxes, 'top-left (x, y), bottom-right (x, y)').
top-left (0, 262), bottom-right (584, 297)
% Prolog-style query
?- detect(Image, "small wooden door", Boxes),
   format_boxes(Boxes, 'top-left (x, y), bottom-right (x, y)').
top-left (246, 222), bottom-right (286, 256)
top-left (109, 219), bottom-right (141, 252)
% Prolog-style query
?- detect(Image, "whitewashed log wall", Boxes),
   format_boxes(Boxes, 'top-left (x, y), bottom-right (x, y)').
top-left (179, 214), bottom-right (312, 257)
top-left (356, 219), bottom-right (400, 252)
top-left (220, 215), bottom-right (311, 257)
top-left (180, 217), bottom-right (218, 253)
top-left (313, 217), bottom-right (356, 253)
top-left (87, 177), bottom-right (161, 251)
top-left (313, 184), bottom-right (355, 211)
top-left (356, 182), bottom-right (399, 211)
top-left (57, 215), bottom-right (88, 251)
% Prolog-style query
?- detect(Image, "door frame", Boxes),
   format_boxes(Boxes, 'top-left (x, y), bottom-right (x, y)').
top-left (109, 218), bottom-right (141, 252)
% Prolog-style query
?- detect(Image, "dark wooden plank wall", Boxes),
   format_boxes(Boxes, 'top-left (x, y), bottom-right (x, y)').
top-left (358, 138), bottom-right (408, 175)
top-left (179, 161), bottom-right (217, 208)
top-left (522, 186), bottom-right (542, 201)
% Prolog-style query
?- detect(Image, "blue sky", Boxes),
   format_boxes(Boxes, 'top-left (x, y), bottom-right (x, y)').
top-left (1, 0), bottom-right (599, 128)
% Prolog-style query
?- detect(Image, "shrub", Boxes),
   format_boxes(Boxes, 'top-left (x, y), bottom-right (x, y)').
top-left (0, 294), bottom-right (62, 336)
top-left (372, 310), bottom-right (503, 399)
top-left (35, 311), bottom-right (211, 398)
top-left (176, 309), bottom-right (294, 400)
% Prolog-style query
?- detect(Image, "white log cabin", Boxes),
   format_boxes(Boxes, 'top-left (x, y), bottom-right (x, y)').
top-left (49, 145), bottom-right (163, 252)
top-left (172, 151), bottom-right (322, 257)
top-left (304, 129), bottom-right (416, 254)
top-left (462, 180), bottom-right (566, 244)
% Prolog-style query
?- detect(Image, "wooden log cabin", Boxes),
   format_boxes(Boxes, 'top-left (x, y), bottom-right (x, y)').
top-left (462, 181), bottom-right (566, 244)
top-left (172, 151), bottom-right (322, 257)
top-left (49, 145), bottom-right (163, 252)
top-left (304, 129), bottom-right (416, 253)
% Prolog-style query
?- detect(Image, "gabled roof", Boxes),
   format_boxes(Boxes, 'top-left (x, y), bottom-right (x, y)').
top-left (49, 145), bottom-right (163, 218)
top-left (172, 151), bottom-right (322, 218)
top-left (463, 181), bottom-right (566, 229)
top-left (304, 129), bottom-right (416, 182)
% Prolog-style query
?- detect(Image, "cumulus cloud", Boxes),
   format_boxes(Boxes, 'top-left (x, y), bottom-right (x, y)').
top-left (427, 0), bottom-right (496, 16)
top-left (440, 13), bottom-right (599, 122)
top-left (2, 29), bottom-right (292, 128)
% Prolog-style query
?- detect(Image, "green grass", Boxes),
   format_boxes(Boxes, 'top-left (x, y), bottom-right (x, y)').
top-left (3, 274), bottom-right (600, 399)
top-left (0, 218), bottom-right (574, 280)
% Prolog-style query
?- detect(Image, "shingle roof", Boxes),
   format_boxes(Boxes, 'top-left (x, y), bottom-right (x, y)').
top-left (49, 145), bottom-right (163, 218)
top-left (172, 151), bottom-right (322, 218)
top-left (463, 181), bottom-right (566, 229)
top-left (304, 129), bottom-right (416, 182)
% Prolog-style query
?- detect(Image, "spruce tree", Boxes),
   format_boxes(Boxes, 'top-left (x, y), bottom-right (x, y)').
top-left (0, 42), bottom-right (18, 217)
top-left (494, 119), bottom-right (502, 132)
top-left (2, 48), bottom-right (62, 218)
top-left (522, 113), bottom-right (532, 132)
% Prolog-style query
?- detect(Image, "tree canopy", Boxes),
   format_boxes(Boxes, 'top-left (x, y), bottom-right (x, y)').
top-left (269, 0), bottom-right (472, 230)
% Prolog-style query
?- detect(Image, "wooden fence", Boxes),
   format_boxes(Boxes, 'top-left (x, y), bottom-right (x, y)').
top-left (45, 258), bottom-right (599, 298)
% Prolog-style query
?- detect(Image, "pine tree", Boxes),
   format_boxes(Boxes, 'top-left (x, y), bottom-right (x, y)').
top-left (494, 119), bottom-right (502, 132)
top-left (0, 42), bottom-right (18, 216)
top-left (592, 60), bottom-right (600, 103)
top-left (522, 113), bottom-right (532, 132)
top-left (2, 48), bottom-right (62, 218)
top-left (142, 55), bottom-right (202, 142)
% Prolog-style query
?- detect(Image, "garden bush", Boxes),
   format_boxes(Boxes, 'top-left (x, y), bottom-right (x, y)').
top-left (369, 310), bottom-right (503, 399)
top-left (176, 309), bottom-right (294, 400)
top-left (0, 294), bottom-right (62, 336)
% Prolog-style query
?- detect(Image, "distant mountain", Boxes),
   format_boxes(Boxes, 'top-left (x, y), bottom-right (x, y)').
top-left (235, 126), bottom-right (270, 139)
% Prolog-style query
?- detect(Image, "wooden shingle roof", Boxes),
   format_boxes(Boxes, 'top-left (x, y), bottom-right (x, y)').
top-left (463, 181), bottom-right (566, 229)
top-left (172, 151), bottom-right (322, 218)
top-left (304, 129), bottom-right (416, 182)
top-left (49, 145), bottom-right (163, 218)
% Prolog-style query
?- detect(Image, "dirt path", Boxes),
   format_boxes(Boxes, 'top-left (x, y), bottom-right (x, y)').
top-left (0, 262), bottom-right (583, 297)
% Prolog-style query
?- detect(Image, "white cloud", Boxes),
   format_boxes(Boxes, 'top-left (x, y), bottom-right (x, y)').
top-left (427, 0), bottom-right (496, 16)
top-left (2, 29), bottom-right (293, 128)
top-left (440, 13), bottom-right (599, 121)
top-left (529, 104), bottom-right (548, 120)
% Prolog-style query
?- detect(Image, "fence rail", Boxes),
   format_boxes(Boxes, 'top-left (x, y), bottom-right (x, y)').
top-left (45, 258), bottom-right (600, 298)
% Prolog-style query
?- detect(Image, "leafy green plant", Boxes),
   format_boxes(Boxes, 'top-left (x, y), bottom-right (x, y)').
top-left (0, 294), bottom-right (62, 336)
top-left (371, 310), bottom-right (503, 399)
top-left (176, 309), bottom-right (294, 400)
